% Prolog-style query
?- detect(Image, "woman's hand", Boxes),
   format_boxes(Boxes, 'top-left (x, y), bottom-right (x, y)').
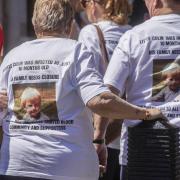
top-left (144, 108), bottom-right (166, 121)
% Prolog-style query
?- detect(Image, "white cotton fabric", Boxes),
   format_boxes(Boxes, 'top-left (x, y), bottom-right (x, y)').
top-left (79, 21), bottom-right (131, 75)
top-left (0, 38), bottom-right (109, 180)
top-left (104, 14), bottom-right (180, 165)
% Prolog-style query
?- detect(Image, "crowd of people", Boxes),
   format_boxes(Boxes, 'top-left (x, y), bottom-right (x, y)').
top-left (0, 0), bottom-right (179, 180)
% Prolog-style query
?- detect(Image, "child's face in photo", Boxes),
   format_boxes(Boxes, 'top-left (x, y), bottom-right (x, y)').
top-left (166, 73), bottom-right (180, 92)
top-left (25, 97), bottom-right (41, 118)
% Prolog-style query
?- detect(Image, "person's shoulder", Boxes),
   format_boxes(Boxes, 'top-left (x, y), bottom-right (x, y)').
top-left (117, 19), bottom-right (153, 42)
top-left (79, 24), bottom-right (97, 36)
top-left (74, 40), bottom-right (93, 56)
top-left (57, 38), bottom-right (79, 49)
top-left (1, 40), bottom-right (36, 67)
top-left (129, 18), bottom-right (159, 35)
top-left (4, 41), bottom-right (28, 59)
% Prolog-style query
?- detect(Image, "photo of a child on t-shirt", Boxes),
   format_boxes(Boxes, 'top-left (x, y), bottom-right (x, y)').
top-left (20, 87), bottom-right (50, 122)
top-left (152, 59), bottom-right (180, 102)
top-left (13, 83), bottom-right (58, 122)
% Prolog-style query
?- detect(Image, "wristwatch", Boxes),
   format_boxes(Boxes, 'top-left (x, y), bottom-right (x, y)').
top-left (92, 139), bottom-right (105, 144)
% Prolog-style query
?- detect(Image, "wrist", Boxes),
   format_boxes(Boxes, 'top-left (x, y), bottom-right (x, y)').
top-left (138, 108), bottom-right (149, 120)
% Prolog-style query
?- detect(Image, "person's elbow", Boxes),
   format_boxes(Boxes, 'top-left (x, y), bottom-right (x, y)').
top-left (87, 92), bottom-right (115, 117)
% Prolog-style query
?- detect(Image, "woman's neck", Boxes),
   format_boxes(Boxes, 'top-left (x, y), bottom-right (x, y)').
top-left (36, 31), bottom-right (68, 39)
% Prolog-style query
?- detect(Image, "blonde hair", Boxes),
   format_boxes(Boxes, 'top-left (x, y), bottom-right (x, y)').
top-left (21, 88), bottom-right (41, 108)
top-left (32, 0), bottom-right (74, 34)
top-left (100, 0), bottom-right (132, 25)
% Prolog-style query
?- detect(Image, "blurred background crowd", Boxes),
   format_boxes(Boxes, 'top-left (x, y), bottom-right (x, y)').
top-left (0, 0), bottom-right (148, 53)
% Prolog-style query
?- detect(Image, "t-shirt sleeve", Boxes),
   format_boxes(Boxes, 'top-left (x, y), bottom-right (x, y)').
top-left (104, 32), bottom-right (132, 96)
top-left (72, 43), bottom-right (110, 105)
top-left (78, 25), bottom-right (100, 53)
top-left (78, 25), bottom-right (104, 75)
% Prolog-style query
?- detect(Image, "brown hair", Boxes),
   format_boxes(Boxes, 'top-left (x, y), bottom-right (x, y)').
top-left (100, 0), bottom-right (132, 25)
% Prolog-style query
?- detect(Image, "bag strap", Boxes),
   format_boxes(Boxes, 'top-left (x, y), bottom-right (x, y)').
top-left (94, 24), bottom-right (109, 71)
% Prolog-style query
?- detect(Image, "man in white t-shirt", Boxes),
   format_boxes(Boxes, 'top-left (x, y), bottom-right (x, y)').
top-left (0, 0), bottom-right (163, 180)
top-left (104, 0), bottom-right (180, 179)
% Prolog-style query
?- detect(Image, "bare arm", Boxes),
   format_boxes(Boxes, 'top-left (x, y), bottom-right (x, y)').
top-left (93, 85), bottom-right (121, 142)
top-left (0, 90), bottom-right (8, 109)
top-left (0, 56), bottom-right (3, 65)
top-left (105, 119), bottom-right (122, 145)
top-left (87, 92), bottom-right (163, 120)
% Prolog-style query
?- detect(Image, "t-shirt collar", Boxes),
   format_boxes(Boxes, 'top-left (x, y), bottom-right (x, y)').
top-left (150, 14), bottom-right (180, 21)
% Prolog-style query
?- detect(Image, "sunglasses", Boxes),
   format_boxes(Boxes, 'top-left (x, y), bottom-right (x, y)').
top-left (80, 0), bottom-right (100, 8)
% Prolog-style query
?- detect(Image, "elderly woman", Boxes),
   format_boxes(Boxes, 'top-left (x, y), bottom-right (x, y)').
top-left (0, 0), bottom-right (163, 180)
top-left (78, 0), bottom-right (132, 178)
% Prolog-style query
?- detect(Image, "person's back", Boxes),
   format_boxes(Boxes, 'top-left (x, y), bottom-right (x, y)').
top-left (117, 14), bottom-right (180, 104)
top-left (0, 35), bottom-right (103, 180)
top-left (0, 0), bottom-right (107, 179)
top-left (104, 0), bottom-right (180, 179)
top-left (114, 12), bottom-right (180, 165)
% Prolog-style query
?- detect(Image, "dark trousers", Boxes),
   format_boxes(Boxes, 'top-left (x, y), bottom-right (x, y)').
top-left (0, 175), bottom-right (47, 180)
top-left (99, 147), bottom-right (120, 180)
top-left (120, 165), bottom-right (127, 180)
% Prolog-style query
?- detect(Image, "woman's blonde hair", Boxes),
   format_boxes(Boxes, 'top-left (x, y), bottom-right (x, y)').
top-left (32, 0), bottom-right (74, 34)
top-left (99, 0), bottom-right (132, 25)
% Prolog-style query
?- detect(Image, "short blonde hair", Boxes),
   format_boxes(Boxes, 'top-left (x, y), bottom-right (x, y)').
top-left (32, 0), bottom-right (74, 34)
top-left (100, 0), bottom-right (132, 25)
top-left (21, 88), bottom-right (41, 108)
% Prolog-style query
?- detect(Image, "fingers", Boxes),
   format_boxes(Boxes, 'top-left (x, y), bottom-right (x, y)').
top-left (97, 144), bottom-right (107, 177)
top-left (144, 108), bottom-right (166, 121)
top-left (99, 165), bottom-right (106, 177)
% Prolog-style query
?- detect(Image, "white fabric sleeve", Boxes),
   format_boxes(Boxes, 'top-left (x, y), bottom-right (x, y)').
top-left (78, 25), bottom-right (100, 54)
top-left (72, 43), bottom-right (110, 105)
top-left (78, 25), bottom-right (104, 75)
top-left (104, 32), bottom-right (132, 96)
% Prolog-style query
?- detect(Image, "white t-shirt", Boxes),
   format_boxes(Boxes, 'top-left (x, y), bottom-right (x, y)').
top-left (79, 20), bottom-right (131, 150)
top-left (79, 21), bottom-right (131, 75)
top-left (0, 38), bottom-right (109, 180)
top-left (104, 14), bottom-right (180, 165)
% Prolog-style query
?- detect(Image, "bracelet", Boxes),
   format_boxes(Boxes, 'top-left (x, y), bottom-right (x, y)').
top-left (144, 110), bottom-right (151, 120)
top-left (93, 139), bottom-right (105, 144)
